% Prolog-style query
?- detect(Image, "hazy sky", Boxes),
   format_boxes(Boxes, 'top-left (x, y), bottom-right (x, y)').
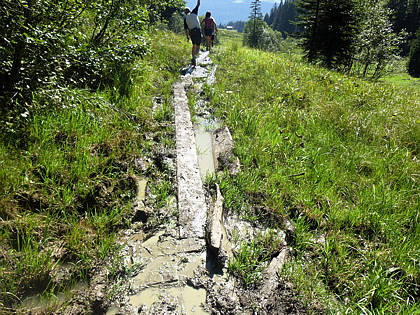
top-left (185, 0), bottom-right (281, 24)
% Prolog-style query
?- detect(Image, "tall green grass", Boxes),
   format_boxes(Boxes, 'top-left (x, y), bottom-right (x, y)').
top-left (210, 34), bottom-right (419, 313)
top-left (0, 31), bottom-right (189, 311)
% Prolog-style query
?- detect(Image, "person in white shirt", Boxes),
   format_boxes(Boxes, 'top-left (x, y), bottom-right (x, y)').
top-left (184, 0), bottom-right (201, 66)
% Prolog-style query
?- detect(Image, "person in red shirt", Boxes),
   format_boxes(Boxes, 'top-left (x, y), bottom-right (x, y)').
top-left (201, 11), bottom-right (218, 52)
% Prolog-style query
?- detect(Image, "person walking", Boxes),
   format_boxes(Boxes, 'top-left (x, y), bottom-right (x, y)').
top-left (184, 0), bottom-right (201, 66)
top-left (201, 11), bottom-right (218, 52)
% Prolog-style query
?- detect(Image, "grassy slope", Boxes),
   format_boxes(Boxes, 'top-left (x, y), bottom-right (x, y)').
top-left (210, 30), bottom-right (419, 313)
top-left (0, 31), bottom-right (189, 311)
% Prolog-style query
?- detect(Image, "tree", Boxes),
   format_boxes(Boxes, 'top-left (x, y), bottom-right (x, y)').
top-left (387, 0), bottom-right (420, 55)
top-left (269, 0), bottom-right (298, 38)
top-left (408, 26), bottom-right (420, 77)
top-left (296, 0), bottom-right (358, 69)
top-left (353, 0), bottom-right (406, 79)
top-left (246, 0), bottom-right (264, 48)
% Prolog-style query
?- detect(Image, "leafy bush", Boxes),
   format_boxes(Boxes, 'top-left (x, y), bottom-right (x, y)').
top-left (352, 0), bottom-right (407, 79)
top-left (244, 20), bottom-right (285, 52)
top-left (0, 0), bottom-right (184, 114)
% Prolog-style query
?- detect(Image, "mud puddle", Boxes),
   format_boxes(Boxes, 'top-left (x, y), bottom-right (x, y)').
top-left (130, 286), bottom-right (207, 314)
top-left (20, 281), bottom-right (88, 312)
top-left (195, 116), bottom-right (219, 179)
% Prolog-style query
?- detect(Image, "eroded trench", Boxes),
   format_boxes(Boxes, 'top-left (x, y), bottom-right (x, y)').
top-left (99, 52), bottom-right (299, 315)
top-left (107, 52), bottom-right (233, 314)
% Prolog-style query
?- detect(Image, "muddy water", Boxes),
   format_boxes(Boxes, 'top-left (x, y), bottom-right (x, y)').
top-left (195, 117), bottom-right (219, 179)
top-left (129, 286), bottom-right (207, 314)
top-left (135, 177), bottom-right (148, 202)
top-left (20, 281), bottom-right (88, 312)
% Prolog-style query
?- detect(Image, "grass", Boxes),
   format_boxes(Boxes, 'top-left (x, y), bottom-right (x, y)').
top-left (382, 72), bottom-right (420, 89)
top-left (0, 30), bottom-right (189, 312)
top-left (227, 229), bottom-right (285, 287)
top-left (211, 32), bottom-right (420, 313)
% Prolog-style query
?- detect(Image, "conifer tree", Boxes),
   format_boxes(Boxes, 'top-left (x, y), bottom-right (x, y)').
top-left (296, 0), bottom-right (357, 69)
top-left (266, 0), bottom-right (298, 38)
top-left (246, 0), bottom-right (264, 48)
top-left (408, 26), bottom-right (420, 77)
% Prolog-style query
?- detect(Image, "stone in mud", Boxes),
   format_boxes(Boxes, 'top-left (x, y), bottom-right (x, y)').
top-left (212, 126), bottom-right (240, 175)
top-left (206, 281), bottom-right (242, 315)
top-left (207, 184), bottom-right (224, 252)
top-left (260, 248), bottom-right (289, 307)
top-left (174, 80), bottom-right (207, 239)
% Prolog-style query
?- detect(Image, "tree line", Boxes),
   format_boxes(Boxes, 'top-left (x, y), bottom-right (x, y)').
top-left (245, 0), bottom-right (420, 78)
top-left (264, 0), bottom-right (298, 39)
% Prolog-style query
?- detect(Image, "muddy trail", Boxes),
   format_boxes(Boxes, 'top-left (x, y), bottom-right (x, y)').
top-left (61, 52), bottom-right (306, 315)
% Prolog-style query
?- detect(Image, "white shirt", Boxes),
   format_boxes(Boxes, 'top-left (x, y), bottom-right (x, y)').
top-left (185, 13), bottom-right (200, 30)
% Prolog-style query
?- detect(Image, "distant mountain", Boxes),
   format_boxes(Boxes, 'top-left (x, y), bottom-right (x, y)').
top-left (185, 0), bottom-right (280, 24)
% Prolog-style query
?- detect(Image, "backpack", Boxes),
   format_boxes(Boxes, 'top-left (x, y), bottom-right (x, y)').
top-left (204, 18), bottom-right (214, 31)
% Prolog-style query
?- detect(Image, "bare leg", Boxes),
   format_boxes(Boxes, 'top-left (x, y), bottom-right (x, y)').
top-left (193, 44), bottom-right (200, 57)
top-left (205, 36), bottom-right (211, 51)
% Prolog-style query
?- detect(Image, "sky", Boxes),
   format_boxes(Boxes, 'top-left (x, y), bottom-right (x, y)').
top-left (185, 0), bottom-right (281, 24)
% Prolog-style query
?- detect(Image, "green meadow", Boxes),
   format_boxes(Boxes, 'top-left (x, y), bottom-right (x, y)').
top-left (211, 30), bottom-right (419, 313)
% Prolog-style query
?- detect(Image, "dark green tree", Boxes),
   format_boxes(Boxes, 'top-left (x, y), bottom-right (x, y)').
top-left (269, 0), bottom-right (298, 38)
top-left (296, 0), bottom-right (358, 69)
top-left (408, 26), bottom-right (420, 77)
top-left (245, 0), bottom-right (264, 48)
top-left (296, 0), bottom-right (322, 62)
top-left (387, 0), bottom-right (420, 55)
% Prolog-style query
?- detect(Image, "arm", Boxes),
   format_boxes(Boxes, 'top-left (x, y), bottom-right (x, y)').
top-left (192, 0), bottom-right (200, 14)
top-left (184, 19), bottom-right (190, 41)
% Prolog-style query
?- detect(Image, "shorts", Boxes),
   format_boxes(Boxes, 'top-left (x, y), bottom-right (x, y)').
top-left (190, 28), bottom-right (202, 45)
top-left (204, 28), bottom-right (213, 37)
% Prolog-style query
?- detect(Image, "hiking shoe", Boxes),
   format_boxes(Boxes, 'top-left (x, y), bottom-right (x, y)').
top-left (192, 57), bottom-right (196, 66)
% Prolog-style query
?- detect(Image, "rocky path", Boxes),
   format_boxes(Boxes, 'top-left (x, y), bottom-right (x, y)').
top-left (97, 51), bottom-right (306, 315)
